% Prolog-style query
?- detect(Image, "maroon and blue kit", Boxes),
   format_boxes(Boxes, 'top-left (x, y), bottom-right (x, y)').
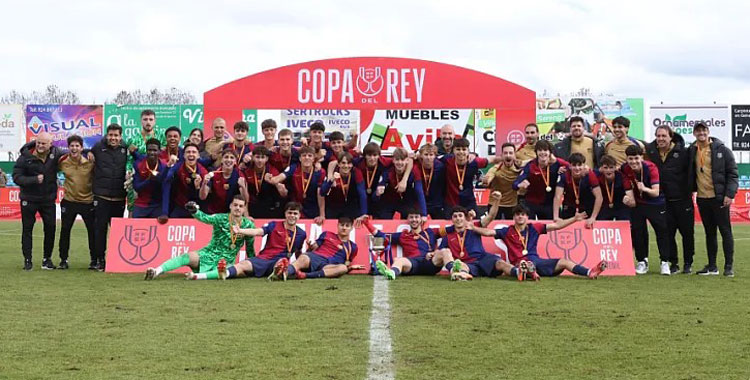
top-left (556, 171), bottom-right (600, 218)
top-left (621, 160), bottom-right (670, 264)
top-left (373, 227), bottom-right (442, 275)
top-left (514, 158), bottom-right (569, 220)
top-left (415, 159), bottom-right (446, 219)
top-left (373, 167), bottom-right (427, 219)
top-left (243, 221), bottom-right (307, 278)
top-left (205, 168), bottom-right (244, 214)
top-left (298, 231), bottom-right (359, 279)
top-left (243, 164), bottom-right (283, 218)
top-left (162, 161), bottom-right (208, 218)
top-left (440, 155), bottom-right (488, 217)
top-left (594, 169), bottom-right (630, 221)
top-left (132, 158), bottom-right (168, 218)
top-left (269, 148), bottom-right (300, 173)
top-left (355, 156), bottom-right (392, 215)
top-left (158, 147), bottom-right (183, 165)
top-left (320, 168), bottom-right (368, 219)
top-left (283, 165), bottom-right (326, 218)
top-left (439, 223), bottom-right (502, 277)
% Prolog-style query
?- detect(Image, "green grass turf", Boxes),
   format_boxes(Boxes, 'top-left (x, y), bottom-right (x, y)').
top-left (1, 221), bottom-right (749, 379)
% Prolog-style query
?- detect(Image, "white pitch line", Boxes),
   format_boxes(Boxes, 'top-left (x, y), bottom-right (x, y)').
top-left (366, 276), bottom-right (395, 380)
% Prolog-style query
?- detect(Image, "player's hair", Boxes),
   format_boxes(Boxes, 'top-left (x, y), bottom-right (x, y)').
top-left (599, 154), bottom-right (617, 167)
top-left (252, 145), bottom-right (271, 157)
top-left (404, 207), bottom-right (421, 217)
top-left (329, 131), bottom-right (345, 142)
top-left (338, 216), bottom-right (353, 225)
top-left (524, 123), bottom-right (539, 132)
top-left (232, 194), bottom-right (246, 204)
top-left (233, 121), bottom-right (249, 132)
top-left (568, 152), bottom-right (586, 165)
top-left (106, 123), bottom-right (122, 134)
top-left (337, 152), bottom-right (353, 163)
top-left (140, 109), bottom-right (155, 118)
top-left (419, 143), bottom-right (437, 155)
top-left (165, 126), bottom-right (182, 136)
top-left (310, 121), bottom-right (325, 132)
top-left (512, 204), bottom-right (530, 216)
top-left (145, 138), bottom-right (161, 149)
top-left (285, 202), bottom-right (302, 212)
top-left (535, 139), bottom-right (552, 153)
top-left (221, 148), bottom-right (238, 158)
top-left (451, 206), bottom-right (468, 218)
top-left (299, 146), bottom-right (315, 156)
top-left (278, 128), bottom-right (293, 138)
top-left (67, 135), bottom-right (83, 146)
top-left (500, 142), bottom-right (516, 152)
top-left (568, 116), bottom-right (585, 127)
top-left (183, 142), bottom-right (200, 152)
top-left (625, 144), bottom-right (643, 157)
top-left (453, 138), bottom-right (470, 149)
top-left (190, 127), bottom-right (203, 140)
top-left (655, 124), bottom-right (674, 138)
top-left (392, 147), bottom-right (409, 160)
top-left (612, 116), bottom-right (630, 128)
top-left (363, 142), bottom-right (381, 157)
top-left (694, 121), bottom-right (709, 131)
top-left (261, 119), bottom-right (277, 130)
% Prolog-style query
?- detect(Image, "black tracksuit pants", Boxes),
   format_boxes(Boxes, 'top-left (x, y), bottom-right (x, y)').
top-left (665, 198), bottom-right (695, 267)
top-left (21, 200), bottom-right (56, 260)
top-left (630, 203), bottom-right (670, 263)
top-left (94, 197), bottom-right (126, 262)
top-left (696, 197), bottom-right (734, 268)
top-left (59, 199), bottom-right (96, 261)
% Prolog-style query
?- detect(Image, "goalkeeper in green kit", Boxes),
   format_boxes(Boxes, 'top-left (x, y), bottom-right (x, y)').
top-left (144, 195), bottom-right (255, 280)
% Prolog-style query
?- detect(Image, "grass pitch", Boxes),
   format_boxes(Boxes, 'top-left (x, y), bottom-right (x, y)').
top-left (0, 221), bottom-right (749, 379)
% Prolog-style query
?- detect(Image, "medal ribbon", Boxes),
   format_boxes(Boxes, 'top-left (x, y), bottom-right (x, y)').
top-left (285, 225), bottom-right (298, 254)
top-left (422, 165), bottom-right (433, 196)
top-left (514, 225), bottom-right (529, 254)
top-left (456, 229), bottom-right (466, 257)
top-left (455, 161), bottom-right (467, 190)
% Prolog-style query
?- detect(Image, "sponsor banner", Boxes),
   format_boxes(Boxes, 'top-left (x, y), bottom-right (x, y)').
top-left (104, 104), bottom-right (202, 145)
top-left (359, 109), bottom-right (474, 154)
top-left (475, 109), bottom-right (497, 158)
top-left (105, 217), bottom-right (634, 276)
top-left (0, 104), bottom-right (25, 159)
top-left (280, 109), bottom-right (359, 134)
top-left (731, 105), bottom-right (750, 151)
top-left (26, 105), bottom-right (103, 148)
top-left (179, 105), bottom-right (204, 134)
top-left (536, 96), bottom-right (645, 142)
top-left (649, 105), bottom-right (730, 145)
top-left (0, 188), bottom-right (64, 219)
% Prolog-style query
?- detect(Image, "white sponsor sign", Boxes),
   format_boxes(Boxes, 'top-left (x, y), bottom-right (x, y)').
top-left (360, 109), bottom-right (474, 154)
top-left (649, 105), bottom-right (730, 145)
top-left (0, 104), bottom-right (25, 160)
top-left (280, 109), bottom-right (359, 134)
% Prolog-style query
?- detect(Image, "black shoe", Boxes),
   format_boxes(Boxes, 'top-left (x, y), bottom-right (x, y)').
top-left (96, 260), bottom-right (106, 272)
top-left (724, 267), bottom-right (735, 277)
top-left (682, 264), bottom-right (692, 274)
top-left (23, 258), bottom-right (32, 271)
top-left (88, 260), bottom-right (98, 270)
top-left (41, 258), bottom-right (57, 270)
top-left (58, 260), bottom-right (69, 270)
top-left (696, 265), bottom-right (719, 276)
top-left (670, 264), bottom-right (680, 275)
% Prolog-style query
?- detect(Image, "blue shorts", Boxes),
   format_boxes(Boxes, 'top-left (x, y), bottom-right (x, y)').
top-left (465, 254), bottom-right (501, 277)
top-left (247, 256), bottom-right (283, 278)
top-left (406, 257), bottom-right (441, 276)
top-left (169, 206), bottom-right (192, 218)
top-left (527, 255), bottom-right (560, 277)
top-left (132, 205), bottom-right (161, 218)
top-left (306, 252), bottom-right (343, 272)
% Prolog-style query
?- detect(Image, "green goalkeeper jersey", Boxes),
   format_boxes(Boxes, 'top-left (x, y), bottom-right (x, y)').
top-left (193, 210), bottom-right (256, 272)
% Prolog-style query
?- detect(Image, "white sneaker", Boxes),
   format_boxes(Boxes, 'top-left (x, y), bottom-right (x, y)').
top-left (635, 261), bottom-right (648, 274)
top-left (660, 261), bottom-right (671, 276)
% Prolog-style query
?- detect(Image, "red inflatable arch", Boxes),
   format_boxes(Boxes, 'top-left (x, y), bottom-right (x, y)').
top-left (203, 57), bottom-right (535, 147)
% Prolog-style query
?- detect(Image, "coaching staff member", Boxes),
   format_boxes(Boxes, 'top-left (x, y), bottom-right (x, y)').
top-left (688, 122), bottom-right (738, 277)
top-left (13, 132), bottom-right (61, 271)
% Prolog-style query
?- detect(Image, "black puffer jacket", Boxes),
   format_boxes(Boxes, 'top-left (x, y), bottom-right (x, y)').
top-left (687, 137), bottom-right (738, 200)
top-left (13, 144), bottom-right (62, 203)
top-left (91, 138), bottom-right (129, 199)
top-left (645, 132), bottom-right (690, 201)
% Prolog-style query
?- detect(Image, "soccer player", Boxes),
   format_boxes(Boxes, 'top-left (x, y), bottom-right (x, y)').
top-left (322, 131), bottom-right (359, 169)
top-left (271, 146), bottom-right (326, 223)
top-left (621, 145), bottom-right (671, 275)
top-left (320, 152), bottom-right (367, 221)
top-left (516, 123), bottom-right (540, 165)
top-left (162, 142), bottom-right (209, 218)
top-left (356, 142), bottom-right (393, 212)
top-left (482, 142), bottom-right (522, 219)
top-left (415, 143), bottom-right (446, 219)
top-left (159, 126), bottom-right (183, 165)
top-left (687, 122), bottom-right (738, 276)
top-left (186, 202), bottom-right (307, 280)
top-left (124, 109), bottom-right (166, 213)
top-left (259, 119), bottom-right (278, 150)
top-left (243, 146), bottom-right (287, 218)
top-left (374, 148), bottom-right (427, 219)
top-left (473, 205), bottom-right (607, 279)
top-left (220, 121), bottom-right (254, 170)
top-left (285, 216), bottom-right (363, 279)
top-left (144, 197), bottom-right (255, 280)
top-left (200, 149), bottom-right (248, 214)
top-left (554, 116), bottom-right (604, 168)
top-left (513, 139), bottom-right (569, 220)
top-left (440, 138), bottom-right (488, 218)
top-left (438, 206), bottom-right (523, 281)
top-left (553, 153), bottom-right (602, 227)
top-left (645, 125), bottom-right (693, 274)
top-left (269, 128), bottom-right (300, 172)
top-left (55, 135), bottom-right (95, 269)
top-left (594, 155), bottom-right (630, 221)
top-left (132, 139), bottom-right (168, 218)
top-left (604, 116), bottom-right (645, 167)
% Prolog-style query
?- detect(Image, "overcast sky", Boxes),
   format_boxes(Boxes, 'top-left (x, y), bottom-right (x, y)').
top-left (3, 0), bottom-right (748, 104)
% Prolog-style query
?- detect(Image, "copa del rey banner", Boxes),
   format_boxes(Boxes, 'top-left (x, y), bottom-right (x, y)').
top-left (105, 218), bottom-right (634, 276)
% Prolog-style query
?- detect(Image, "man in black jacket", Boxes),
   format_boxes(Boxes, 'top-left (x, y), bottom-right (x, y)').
top-left (13, 132), bottom-right (60, 270)
top-left (645, 126), bottom-right (694, 274)
top-left (687, 122), bottom-right (738, 276)
top-left (90, 124), bottom-right (129, 271)
top-left (553, 116), bottom-right (604, 168)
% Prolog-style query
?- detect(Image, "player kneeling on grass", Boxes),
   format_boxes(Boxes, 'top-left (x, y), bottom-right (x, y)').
top-left (472, 205), bottom-right (607, 280)
top-left (363, 209), bottom-right (452, 280)
top-left (144, 196), bottom-right (255, 280)
top-left (186, 202), bottom-right (307, 281)
top-left (284, 216), bottom-right (364, 279)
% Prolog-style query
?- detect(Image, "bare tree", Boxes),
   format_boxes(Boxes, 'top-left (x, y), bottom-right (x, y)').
top-left (1, 85), bottom-right (80, 106)
top-left (109, 87), bottom-right (197, 104)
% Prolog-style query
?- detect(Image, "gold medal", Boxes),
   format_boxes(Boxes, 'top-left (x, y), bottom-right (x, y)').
top-left (230, 243), bottom-right (235, 249)
top-left (522, 249), bottom-right (528, 255)
top-left (223, 183), bottom-right (229, 190)
top-left (609, 203), bottom-right (614, 209)
top-left (191, 173), bottom-right (196, 179)
top-left (151, 170), bottom-right (159, 177)
top-left (575, 199), bottom-right (579, 205)
top-left (367, 188), bottom-right (372, 194)
top-left (459, 251), bottom-right (464, 257)
top-left (459, 185), bottom-right (464, 191)
top-left (545, 186), bottom-right (552, 192)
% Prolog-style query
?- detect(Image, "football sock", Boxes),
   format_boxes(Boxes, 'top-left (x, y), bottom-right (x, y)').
top-left (306, 270), bottom-right (326, 279)
top-left (158, 254), bottom-right (190, 274)
top-left (194, 272), bottom-right (208, 280)
top-left (391, 267), bottom-right (400, 277)
top-left (287, 265), bottom-right (296, 276)
top-left (445, 262), bottom-right (454, 272)
top-left (227, 266), bottom-right (238, 278)
top-left (572, 265), bottom-right (589, 277)
top-left (510, 267), bottom-right (519, 277)
top-left (205, 270), bottom-right (219, 280)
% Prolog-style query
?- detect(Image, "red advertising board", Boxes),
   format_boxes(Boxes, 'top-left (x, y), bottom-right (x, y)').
top-left (105, 218), bottom-right (635, 276)
top-left (0, 187), bottom-right (64, 219)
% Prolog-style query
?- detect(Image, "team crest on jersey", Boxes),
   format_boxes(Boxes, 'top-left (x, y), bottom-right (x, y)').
top-left (718, 152), bottom-right (723, 159)
top-left (673, 152), bottom-right (679, 158)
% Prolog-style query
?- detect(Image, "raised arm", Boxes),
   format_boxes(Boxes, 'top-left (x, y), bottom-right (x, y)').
top-left (546, 211), bottom-right (586, 232)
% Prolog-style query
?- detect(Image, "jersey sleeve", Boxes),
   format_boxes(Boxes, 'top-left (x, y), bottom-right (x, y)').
top-left (262, 221), bottom-right (276, 236)
top-left (588, 171), bottom-right (600, 187)
top-left (533, 223), bottom-right (547, 235)
top-left (556, 172), bottom-right (567, 188)
top-left (513, 162), bottom-right (531, 190)
top-left (648, 163), bottom-right (660, 184)
top-left (473, 157), bottom-right (489, 169)
top-left (493, 227), bottom-right (509, 240)
top-left (192, 209), bottom-right (222, 226)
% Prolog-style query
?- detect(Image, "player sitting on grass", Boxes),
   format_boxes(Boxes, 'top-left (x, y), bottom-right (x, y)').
top-left (472, 205), bottom-right (607, 280)
top-left (185, 202), bottom-right (306, 281)
top-left (144, 196), bottom-right (255, 280)
top-left (284, 216), bottom-right (365, 279)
